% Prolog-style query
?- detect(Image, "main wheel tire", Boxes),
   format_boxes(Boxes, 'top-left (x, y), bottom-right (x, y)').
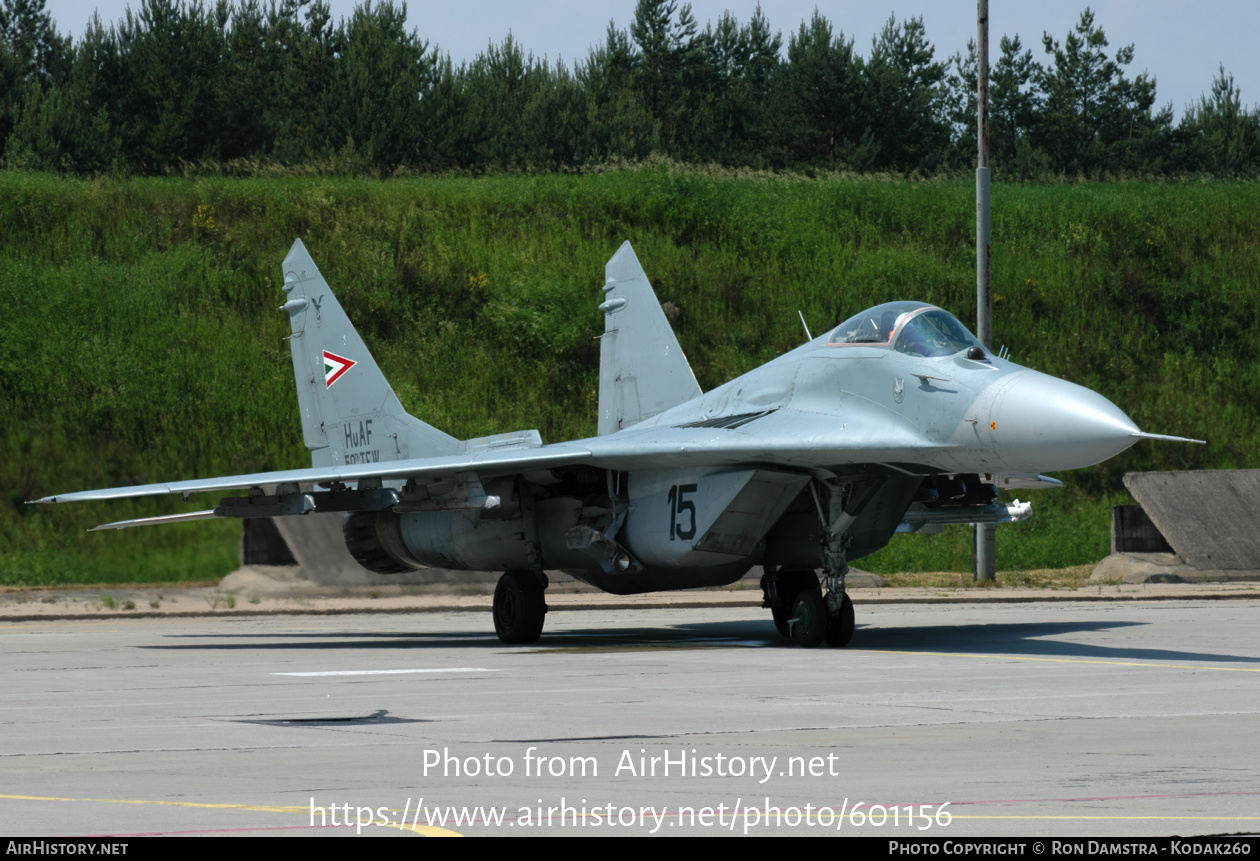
top-left (493, 569), bottom-right (546, 644)
top-left (824, 591), bottom-right (855, 647)
top-left (772, 569), bottom-right (819, 637)
top-left (772, 609), bottom-right (790, 637)
top-left (790, 589), bottom-right (827, 647)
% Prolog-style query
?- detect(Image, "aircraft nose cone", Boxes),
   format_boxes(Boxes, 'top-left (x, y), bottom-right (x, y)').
top-left (989, 371), bottom-right (1140, 472)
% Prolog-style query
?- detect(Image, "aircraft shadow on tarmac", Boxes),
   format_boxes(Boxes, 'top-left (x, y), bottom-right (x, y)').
top-left (236, 709), bottom-right (426, 727)
top-left (845, 619), bottom-right (1260, 666)
top-left (143, 617), bottom-right (1260, 666)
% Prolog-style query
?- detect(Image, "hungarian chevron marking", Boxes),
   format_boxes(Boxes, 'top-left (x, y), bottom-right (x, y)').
top-left (323, 350), bottom-right (356, 388)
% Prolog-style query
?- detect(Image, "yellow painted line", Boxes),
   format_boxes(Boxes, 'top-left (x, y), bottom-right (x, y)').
top-left (0, 794), bottom-right (460, 837)
top-left (953, 815), bottom-right (1260, 821)
top-left (868, 650), bottom-right (1260, 672)
top-left (11, 794), bottom-right (1251, 830)
top-left (396, 822), bottom-right (462, 836)
top-left (2, 793), bottom-right (303, 812)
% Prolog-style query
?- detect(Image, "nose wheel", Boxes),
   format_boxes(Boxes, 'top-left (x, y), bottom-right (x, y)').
top-left (493, 568), bottom-right (547, 644)
top-left (823, 591), bottom-right (854, 647)
top-left (768, 568), bottom-right (819, 637)
top-left (763, 567), bottom-right (854, 647)
top-left (789, 588), bottom-right (827, 647)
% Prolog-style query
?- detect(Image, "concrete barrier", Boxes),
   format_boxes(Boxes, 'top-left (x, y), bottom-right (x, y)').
top-left (1092, 470), bottom-right (1260, 583)
top-left (1123, 470), bottom-right (1260, 570)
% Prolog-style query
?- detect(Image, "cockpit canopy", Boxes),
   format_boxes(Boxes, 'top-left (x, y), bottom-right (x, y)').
top-left (828, 301), bottom-right (983, 358)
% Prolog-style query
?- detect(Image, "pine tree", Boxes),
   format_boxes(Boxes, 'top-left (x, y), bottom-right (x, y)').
top-left (777, 10), bottom-right (867, 168)
top-left (863, 14), bottom-right (948, 172)
top-left (1177, 66), bottom-right (1260, 177)
top-left (1036, 8), bottom-right (1164, 174)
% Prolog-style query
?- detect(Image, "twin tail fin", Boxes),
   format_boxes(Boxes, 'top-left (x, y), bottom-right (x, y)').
top-left (280, 239), bottom-right (460, 468)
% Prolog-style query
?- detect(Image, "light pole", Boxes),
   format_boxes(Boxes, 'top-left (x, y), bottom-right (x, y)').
top-left (975, 0), bottom-right (996, 583)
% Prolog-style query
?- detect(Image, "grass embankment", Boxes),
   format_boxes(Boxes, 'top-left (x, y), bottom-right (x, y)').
top-left (1, 168), bottom-right (1256, 585)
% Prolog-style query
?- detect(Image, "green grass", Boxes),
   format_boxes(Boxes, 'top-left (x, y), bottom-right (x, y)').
top-left (861, 491), bottom-right (1124, 575)
top-left (2, 167), bottom-right (1256, 584)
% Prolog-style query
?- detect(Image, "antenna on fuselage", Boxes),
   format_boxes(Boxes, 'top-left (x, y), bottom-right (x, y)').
top-left (798, 310), bottom-right (813, 342)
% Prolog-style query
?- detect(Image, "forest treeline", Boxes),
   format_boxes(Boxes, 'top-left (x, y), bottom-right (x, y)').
top-left (1, 0), bottom-right (1258, 178)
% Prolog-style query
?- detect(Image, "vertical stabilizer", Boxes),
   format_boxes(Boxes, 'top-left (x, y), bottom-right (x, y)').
top-left (281, 239), bottom-right (460, 468)
top-left (598, 242), bottom-right (702, 435)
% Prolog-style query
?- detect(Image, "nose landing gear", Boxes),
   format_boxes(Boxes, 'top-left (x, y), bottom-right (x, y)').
top-left (762, 566), bottom-right (854, 648)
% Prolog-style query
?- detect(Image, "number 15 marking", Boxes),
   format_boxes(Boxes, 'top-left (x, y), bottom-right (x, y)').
top-left (667, 484), bottom-right (697, 540)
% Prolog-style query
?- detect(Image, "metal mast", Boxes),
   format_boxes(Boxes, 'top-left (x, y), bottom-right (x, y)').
top-left (974, 0), bottom-right (996, 582)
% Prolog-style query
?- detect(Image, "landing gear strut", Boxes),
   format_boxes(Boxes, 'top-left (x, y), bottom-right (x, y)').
top-left (815, 479), bottom-right (862, 648)
top-left (493, 568), bottom-right (547, 644)
top-left (762, 479), bottom-right (869, 647)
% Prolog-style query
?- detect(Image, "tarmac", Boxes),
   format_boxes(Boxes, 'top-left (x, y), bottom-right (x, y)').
top-left (5, 589), bottom-right (1260, 837)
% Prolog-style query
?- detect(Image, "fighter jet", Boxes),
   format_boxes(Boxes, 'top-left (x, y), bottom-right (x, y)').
top-left (34, 240), bottom-right (1200, 646)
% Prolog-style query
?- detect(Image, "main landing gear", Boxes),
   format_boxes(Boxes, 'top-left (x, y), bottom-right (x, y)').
top-left (761, 479), bottom-right (862, 647)
top-left (762, 567), bottom-right (854, 648)
top-left (493, 568), bottom-right (548, 644)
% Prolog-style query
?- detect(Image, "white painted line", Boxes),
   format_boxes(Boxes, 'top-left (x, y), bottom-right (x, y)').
top-left (273, 668), bottom-right (499, 677)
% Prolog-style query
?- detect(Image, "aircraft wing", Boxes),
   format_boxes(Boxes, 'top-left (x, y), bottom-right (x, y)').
top-left (34, 398), bottom-right (947, 504)
top-left (35, 411), bottom-right (931, 508)
top-left (32, 443), bottom-right (596, 505)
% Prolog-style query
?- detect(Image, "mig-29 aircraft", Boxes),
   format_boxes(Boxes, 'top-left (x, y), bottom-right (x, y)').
top-left (35, 240), bottom-right (1200, 647)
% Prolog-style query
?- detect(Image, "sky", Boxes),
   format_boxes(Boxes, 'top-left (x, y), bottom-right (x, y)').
top-left (44, 0), bottom-right (1260, 123)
